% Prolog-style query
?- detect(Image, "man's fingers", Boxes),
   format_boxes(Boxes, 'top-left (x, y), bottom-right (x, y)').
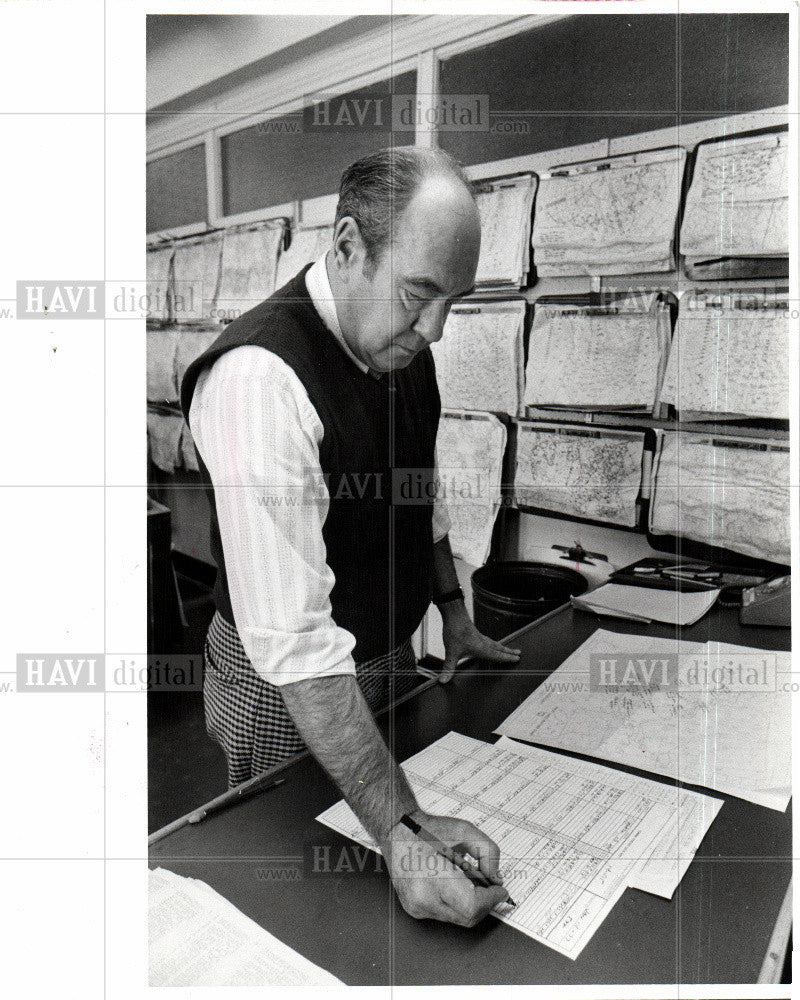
top-left (440, 880), bottom-right (509, 927)
top-left (453, 827), bottom-right (502, 882)
top-left (438, 656), bottom-right (458, 684)
top-left (483, 640), bottom-right (521, 661)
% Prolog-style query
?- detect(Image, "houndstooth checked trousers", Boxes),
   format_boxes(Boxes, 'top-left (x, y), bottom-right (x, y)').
top-left (203, 610), bottom-right (421, 787)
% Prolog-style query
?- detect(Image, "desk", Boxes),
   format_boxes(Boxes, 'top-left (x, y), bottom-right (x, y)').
top-left (150, 604), bottom-right (791, 985)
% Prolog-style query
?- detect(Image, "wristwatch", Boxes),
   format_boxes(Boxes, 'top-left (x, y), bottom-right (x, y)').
top-left (432, 586), bottom-right (464, 607)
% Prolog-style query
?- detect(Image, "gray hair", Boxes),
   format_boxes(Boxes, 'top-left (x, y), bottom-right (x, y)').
top-left (334, 146), bottom-right (474, 270)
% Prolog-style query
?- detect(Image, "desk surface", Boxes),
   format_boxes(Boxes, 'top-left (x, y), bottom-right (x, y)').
top-left (150, 605), bottom-right (792, 985)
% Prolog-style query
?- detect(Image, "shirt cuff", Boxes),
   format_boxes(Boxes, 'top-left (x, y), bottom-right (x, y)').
top-left (238, 623), bottom-right (358, 686)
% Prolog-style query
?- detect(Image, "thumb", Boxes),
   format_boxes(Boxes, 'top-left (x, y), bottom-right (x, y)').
top-left (439, 652), bottom-right (458, 684)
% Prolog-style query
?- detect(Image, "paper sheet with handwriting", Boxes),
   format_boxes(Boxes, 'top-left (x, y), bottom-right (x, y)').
top-left (532, 149), bottom-right (686, 276)
top-left (149, 867), bottom-right (343, 987)
top-left (433, 302), bottom-right (525, 414)
top-left (146, 328), bottom-right (180, 403)
top-left (649, 432), bottom-right (790, 565)
top-left (474, 176), bottom-right (536, 286)
top-left (172, 237), bottom-right (223, 320)
top-left (436, 411), bottom-right (507, 567)
top-left (146, 246), bottom-right (173, 321)
top-left (317, 731), bottom-right (721, 960)
top-left (525, 305), bottom-right (662, 410)
top-left (275, 225), bottom-right (334, 289)
top-left (496, 628), bottom-right (791, 811)
top-left (680, 134), bottom-right (788, 258)
top-left (515, 424), bottom-right (645, 527)
top-left (217, 226), bottom-right (284, 320)
top-left (659, 308), bottom-right (789, 420)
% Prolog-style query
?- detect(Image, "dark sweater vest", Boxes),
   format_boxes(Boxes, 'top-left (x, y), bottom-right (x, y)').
top-left (180, 266), bottom-right (439, 663)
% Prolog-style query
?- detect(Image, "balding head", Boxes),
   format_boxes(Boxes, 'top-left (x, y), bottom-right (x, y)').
top-left (334, 146), bottom-right (478, 274)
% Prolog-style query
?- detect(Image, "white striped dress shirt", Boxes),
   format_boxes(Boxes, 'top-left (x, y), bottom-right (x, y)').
top-left (189, 254), bottom-right (450, 685)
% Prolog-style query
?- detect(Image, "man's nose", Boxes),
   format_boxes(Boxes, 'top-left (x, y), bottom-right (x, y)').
top-left (412, 299), bottom-right (451, 345)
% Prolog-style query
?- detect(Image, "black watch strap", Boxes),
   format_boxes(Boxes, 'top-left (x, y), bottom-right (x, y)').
top-left (432, 586), bottom-right (464, 607)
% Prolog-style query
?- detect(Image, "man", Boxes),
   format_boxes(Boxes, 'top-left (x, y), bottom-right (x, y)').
top-left (181, 146), bottom-right (520, 927)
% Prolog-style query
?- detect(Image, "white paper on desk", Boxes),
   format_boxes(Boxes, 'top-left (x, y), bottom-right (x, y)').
top-left (436, 411), bottom-right (506, 568)
top-left (493, 737), bottom-right (722, 900)
top-left (571, 582), bottom-right (720, 626)
top-left (149, 867), bottom-right (343, 987)
top-left (496, 629), bottom-right (792, 811)
top-left (317, 731), bottom-right (720, 959)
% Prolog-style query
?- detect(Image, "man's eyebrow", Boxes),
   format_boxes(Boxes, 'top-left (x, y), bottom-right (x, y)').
top-left (406, 278), bottom-right (476, 299)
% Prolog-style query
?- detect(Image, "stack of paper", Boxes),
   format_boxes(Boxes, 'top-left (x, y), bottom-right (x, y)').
top-left (570, 582), bottom-right (720, 626)
top-left (649, 431), bottom-right (790, 565)
top-left (658, 300), bottom-right (789, 420)
top-left (514, 423), bottom-right (645, 528)
top-left (146, 246), bottom-right (173, 322)
top-left (532, 148), bottom-right (686, 276)
top-left (317, 731), bottom-right (722, 960)
top-left (275, 225), bottom-right (334, 289)
top-left (473, 175), bottom-right (537, 287)
top-left (524, 300), bottom-right (670, 412)
top-left (680, 132), bottom-right (788, 278)
top-left (217, 224), bottom-right (286, 321)
top-left (432, 301), bottom-right (525, 415)
top-left (149, 867), bottom-right (343, 986)
top-left (436, 411), bottom-right (507, 567)
top-left (496, 628), bottom-right (792, 811)
top-left (171, 236), bottom-right (224, 321)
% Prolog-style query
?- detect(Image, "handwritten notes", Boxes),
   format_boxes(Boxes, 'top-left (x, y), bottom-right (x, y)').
top-left (275, 225), bottom-right (333, 289)
top-left (525, 303), bottom-right (664, 411)
top-left (317, 731), bottom-right (721, 959)
top-left (474, 176), bottom-right (536, 287)
top-left (217, 225), bottom-right (285, 321)
top-left (515, 423), bottom-right (645, 527)
top-left (532, 148), bottom-right (686, 276)
top-left (659, 305), bottom-right (789, 420)
top-left (433, 301), bottom-right (525, 414)
top-left (497, 628), bottom-right (791, 811)
top-left (650, 432), bottom-right (790, 564)
top-left (172, 237), bottom-right (224, 321)
top-left (146, 246), bottom-right (173, 322)
top-left (681, 133), bottom-right (788, 261)
top-left (436, 411), bottom-right (507, 567)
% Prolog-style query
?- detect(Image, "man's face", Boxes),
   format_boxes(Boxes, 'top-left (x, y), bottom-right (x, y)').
top-left (331, 176), bottom-right (481, 373)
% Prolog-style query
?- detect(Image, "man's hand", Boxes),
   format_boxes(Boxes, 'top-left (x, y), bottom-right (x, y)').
top-left (379, 810), bottom-right (509, 927)
top-left (439, 601), bottom-right (520, 683)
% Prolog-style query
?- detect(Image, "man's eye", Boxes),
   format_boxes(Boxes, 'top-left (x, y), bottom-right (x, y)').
top-left (402, 289), bottom-right (425, 307)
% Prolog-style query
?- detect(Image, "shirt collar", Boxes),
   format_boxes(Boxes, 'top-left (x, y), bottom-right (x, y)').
top-left (305, 253), bottom-right (370, 375)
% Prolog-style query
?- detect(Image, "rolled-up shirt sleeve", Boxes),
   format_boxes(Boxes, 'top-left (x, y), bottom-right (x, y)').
top-left (189, 345), bottom-right (357, 685)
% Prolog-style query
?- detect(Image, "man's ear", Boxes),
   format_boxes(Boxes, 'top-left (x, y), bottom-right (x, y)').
top-left (332, 217), bottom-right (365, 274)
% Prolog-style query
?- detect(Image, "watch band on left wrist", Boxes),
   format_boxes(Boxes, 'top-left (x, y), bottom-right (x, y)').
top-left (432, 586), bottom-right (464, 607)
